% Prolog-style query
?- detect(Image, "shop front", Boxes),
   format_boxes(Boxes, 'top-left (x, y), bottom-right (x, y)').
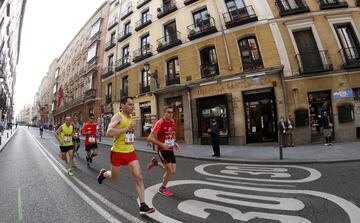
top-left (197, 95), bottom-right (229, 145)
top-left (140, 101), bottom-right (151, 137)
top-left (243, 88), bottom-right (277, 143)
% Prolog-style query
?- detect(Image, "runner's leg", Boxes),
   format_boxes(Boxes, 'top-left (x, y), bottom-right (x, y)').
top-left (103, 165), bottom-right (120, 181)
top-left (128, 160), bottom-right (145, 203)
top-left (162, 163), bottom-right (175, 187)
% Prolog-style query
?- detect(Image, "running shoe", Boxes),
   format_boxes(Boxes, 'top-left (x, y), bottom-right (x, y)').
top-left (139, 203), bottom-right (155, 215)
top-left (97, 169), bottom-right (107, 184)
top-left (158, 187), bottom-right (173, 197)
top-left (147, 157), bottom-right (158, 170)
top-left (67, 169), bottom-right (74, 176)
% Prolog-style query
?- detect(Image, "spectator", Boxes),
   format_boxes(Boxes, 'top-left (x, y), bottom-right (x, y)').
top-left (286, 115), bottom-right (295, 147)
top-left (320, 111), bottom-right (333, 146)
top-left (278, 116), bottom-right (287, 148)
top-left (208, 119), bottom-right (220, 157)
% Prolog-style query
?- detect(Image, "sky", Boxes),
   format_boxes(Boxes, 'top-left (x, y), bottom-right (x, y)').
top-left (14, 0), bottom-right (106, 116)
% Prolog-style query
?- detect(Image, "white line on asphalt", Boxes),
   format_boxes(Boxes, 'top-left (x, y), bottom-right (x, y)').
top-left (30, 133), bottom-right (146, 223)
top-left (206, 178), bottom-right (296, 188)
top-left (18, 187), bottom-right (23, 223)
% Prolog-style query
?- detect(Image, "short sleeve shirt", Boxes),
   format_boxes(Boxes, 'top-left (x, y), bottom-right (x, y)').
top-left (82, 122), bottom-right (97, 145)
top-left (152, 118), bottom-right (175, 151)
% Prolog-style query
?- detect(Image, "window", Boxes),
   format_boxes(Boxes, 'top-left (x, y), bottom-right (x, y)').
top-left (142, 10), bottom-right (150, 24)
top-left (110, 32), bottom-right (116, 43)
top-left (122, 76), bottom-right (129, 96)
top-left (281, 0), bottom-right (303, 10)
top-left (335, 23), bottom-right (360, 64)
top-left (87, 42), bottom-right (97, 62)
top-left (164, 21), bottom-right (177, 42)
top-left (124, 22), bottom-right (131, 34)
top-left (107, 83), bottom-right (112, 103)
top-left (338, 104), bottom-right (354, 123)
top-left (166, 57), bottom-right (180, 85)
top-left (90, 20), bottom-right (101, 38)
top-left (122, 45), bottom-right (130, 61)
top-left (84, 73), bottom-right (93, 91)
top-left (238, 36), bottom-right (263, 71)
top-left (140, 34), bottom-right (150, 54)
top-left (193, 8), bottom-right (209, 25)
top-left (108, 54), bottom-right (114, 67)
top-left (142, 70), bottom-right (150, 88)
top-left (200, 47), bottom-right (219, 77)
top-left (225, 0), bottom-right (245, 11)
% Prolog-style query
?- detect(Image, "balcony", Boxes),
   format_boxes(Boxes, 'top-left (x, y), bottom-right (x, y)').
top-left (357, 0), bottom-right (360, 6)
top-left (166, 75), bottom-right (180, 86)
top-left (118, 29), bottom-right (132, 42)
top-left (55, 96), bottom-right (84, 115)
top-left (101, 66), bottom-right (114, 79)
top-left (89, 31), bottom-right (101, 42)
top-left (133, 45), bottom-right (153, 63)
top-left (187, 17), bottom-right (217, 41)
top-left (275, 0), bottom-right (310, 17)
top-left (339, 47), bottom-right (360, 69)
top-left (115, 57), bottom-right (131, 72)
top-left (108, 17), bottom-right (119, 30)
top-left (157, 31), bottom-right (182, 53)
top-left (295, 50), bottom-right (333, 74)
top-left (319, 0), bottom-right (348, 10)
top-left (223, 6), bottom-right (258, 29)
top-left (139, 83), bottom-right (150, 94)
top-left (121, 6), bottom-right (133, 20)
top-left (137, 0), bottom-right (151, 9)
top-left (200, 63), bottom-right (219, 78)
top-left (84, 89), bottom-right (96, 101)
top-left (104, 39), bottom-right (116, 51)
top-left (184, 0), bottom-right (199, 6)
top-left (243, 59), bottom-right (264, 72)
top-left (135, 15), bottom-right (152, 31)
top-left (157, 0), bottom-right (177, 19)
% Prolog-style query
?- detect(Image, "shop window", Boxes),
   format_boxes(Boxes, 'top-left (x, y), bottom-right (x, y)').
top-left (238, 36), bottom-right (263, 71)
top-left (338, 104), bottom-right (354, 123)
top-left (295, 109), bottom-right (309, 127)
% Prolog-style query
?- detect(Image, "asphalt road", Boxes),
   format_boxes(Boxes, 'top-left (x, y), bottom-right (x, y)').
top-left (1, 127), bottom-right (360, 223)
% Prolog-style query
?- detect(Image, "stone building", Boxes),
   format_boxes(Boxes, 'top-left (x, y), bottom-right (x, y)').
top-left (53, 2), bottom-right (110, 125)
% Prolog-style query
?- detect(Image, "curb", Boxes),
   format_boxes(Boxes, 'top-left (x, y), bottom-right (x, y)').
top-left (0, 129), bottom-right (18, 153)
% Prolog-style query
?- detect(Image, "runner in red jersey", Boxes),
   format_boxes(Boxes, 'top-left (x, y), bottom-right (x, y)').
top-left (82, 113), bottom-right (98, 167)
top-left (147, 105), bottom-right (180, 197)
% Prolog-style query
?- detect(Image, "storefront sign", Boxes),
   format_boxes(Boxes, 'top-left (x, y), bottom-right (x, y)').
top-left (139, 101), bottom-right (151, 109)
top-left (332, 89), bottom-right (353, 100)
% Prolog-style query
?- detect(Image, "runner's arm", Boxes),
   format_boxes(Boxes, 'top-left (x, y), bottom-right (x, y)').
top-left (106, 113), bottom-right (130, 136)
top-left (147, 132), bottom-right (170, 150)
top-left (55, 126), bottom-right (63, 144)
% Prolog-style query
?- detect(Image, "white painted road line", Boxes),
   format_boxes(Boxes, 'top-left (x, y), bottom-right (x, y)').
top-left (30, 133), bottom-right (146, 223)
top-left (206, 178), bottom-right (296, 188)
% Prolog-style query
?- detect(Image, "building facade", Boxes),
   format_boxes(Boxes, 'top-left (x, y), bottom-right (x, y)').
top-left (53, 2), bottom-right (110, 125)
top-left (0, 0), bottom-right (27, 125)
top-left (266, 0), bottom-right (360, 144)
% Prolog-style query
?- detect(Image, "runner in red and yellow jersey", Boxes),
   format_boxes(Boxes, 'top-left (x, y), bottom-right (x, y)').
top-left (97, 96), bottom-right (155, 215)
top-left (82, 113), bottom-right (98, 167)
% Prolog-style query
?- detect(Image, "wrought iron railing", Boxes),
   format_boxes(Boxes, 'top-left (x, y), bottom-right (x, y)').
top-left (157, 31), bottom-right (182, 51)
top-left (222, 5), bottom-right (257, 27)
top-left (187, 17), bottom-right (216, 39)
top-left (157, 0), bottom-right (177, 18)
top-left (295, 50), bottom-right (333, 74)
top-left (200, 63), bottom-right (219, 78)
top-left (339, 47), bottom-right (360, 68)
top-left (275, 0), bottom-right (309, 16)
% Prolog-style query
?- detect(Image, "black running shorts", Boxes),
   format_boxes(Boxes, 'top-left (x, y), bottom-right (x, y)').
top-left (158, 150), bottom-right (176, 164)
top-left (59, 145), bottom-right (74, 153)
top-left (85, 143), bottom-right (98, 151)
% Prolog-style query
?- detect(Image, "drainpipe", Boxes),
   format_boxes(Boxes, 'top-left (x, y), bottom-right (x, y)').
top-left (187, 87), bottom-right (193, 144)
top-left (213, 1), bottom-right (232, 71)
top-left (279, 68), bottom-right (289, 119)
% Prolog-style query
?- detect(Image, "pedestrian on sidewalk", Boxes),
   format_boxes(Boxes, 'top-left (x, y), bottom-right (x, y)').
top-left (208, 119), bottom-right (220, 157)
top-left (146, 105), bottom-right (180, 197)
top-left (320, 111), bottom-right (333, 146)
top-left (39, 123), bottom-right (44, 138)
top-left (82, 113), bottom-right (98, 167)
top-left (97, 96), bottom-right (155, 215)
top-left (286, 115), bottom-right (295, 147)
top-left (55, 116), bottom-right (75, 176)
top-left (278, 116), bottom-right (287, 148)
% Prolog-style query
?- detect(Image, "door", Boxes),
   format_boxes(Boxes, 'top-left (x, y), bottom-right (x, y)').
top-left (166, 97), bottom-right (184, 141)
top-left (244, 88), bottom-right (277, 143)
top-left (293, 29), bottom-right (323, 73)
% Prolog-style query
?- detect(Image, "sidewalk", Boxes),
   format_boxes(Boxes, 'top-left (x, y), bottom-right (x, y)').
top-left (93, 136), bottom-right (360, 164)
top-left (0, 127), bottom-right (18, 153)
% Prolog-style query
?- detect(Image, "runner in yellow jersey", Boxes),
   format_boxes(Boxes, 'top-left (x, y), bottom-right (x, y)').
top-left (97, 96), bottom-right (155, 215)
top-left (55, 116), bottom-right (75, 176)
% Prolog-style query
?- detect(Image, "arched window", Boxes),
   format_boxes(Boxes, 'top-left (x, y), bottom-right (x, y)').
top-left (238, 36), bottom-right (263, 71)
top-left (121, 76), bottom-right (128, 97)
top-left (200, 46), bottom-right (219, 78)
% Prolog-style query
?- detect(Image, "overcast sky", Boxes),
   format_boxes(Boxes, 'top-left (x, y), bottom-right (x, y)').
top-left (14, 0), bottom-right (105, 116)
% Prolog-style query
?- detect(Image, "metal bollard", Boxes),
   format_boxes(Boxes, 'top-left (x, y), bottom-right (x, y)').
top-left (0, 136), bottom-right (2, 145)
top-left (7, 132), bottom-right (9, 138)
top-left (279, 146), bottom-right (283, 160)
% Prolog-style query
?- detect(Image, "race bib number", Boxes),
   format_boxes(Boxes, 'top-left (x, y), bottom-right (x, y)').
top-left (89, 136), bottom-right (96, 143)
top-left (125, 133), bottom-right (135, 144)
top-left (64, 136), bottom-right (71, 142)
top-left (165, 138), bottom-right (175, 147)
top-left (74, 133), bottom-right (79, 137)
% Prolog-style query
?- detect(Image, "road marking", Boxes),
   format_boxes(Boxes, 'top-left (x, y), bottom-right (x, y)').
top-left (206, 178), bottom-right (296, 188)
top-left (145, 180), bottom-right (360, 223)
top-left (195, 163), bottom-right (321, 183)
top-left (30, 134), bottom-right (146, 223)
top-left (178, 200), bottom-right (310, 223)
top-left (18, 187), bottom-right (23, 223)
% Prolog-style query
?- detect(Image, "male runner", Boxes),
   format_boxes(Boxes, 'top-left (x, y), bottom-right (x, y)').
top-left (39, 123), bottom-right (44, 138)
top-left (147, 105), bottom-right (180, 197)
top-left (82, 113), bottom-right (98, 167)
top-left (97, 96), bottom-right (155, 215)
top-left (55, 116), bottom-right (75, 176)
